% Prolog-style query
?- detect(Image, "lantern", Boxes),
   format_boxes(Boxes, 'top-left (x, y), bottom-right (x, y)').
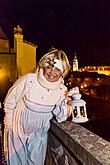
top-left (71, 93), bottom-right (88, 123)
top-left (67, 87), bottom-right (88, 123)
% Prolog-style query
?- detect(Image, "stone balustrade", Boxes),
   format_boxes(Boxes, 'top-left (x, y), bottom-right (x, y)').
top-left (47, 119), bottom-right (110, 165)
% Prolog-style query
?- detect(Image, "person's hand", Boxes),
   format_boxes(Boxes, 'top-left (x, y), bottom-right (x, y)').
top-left (4, 117), bottom-right (13, 130)
top-left (61, 97), bottom-right (72, 116)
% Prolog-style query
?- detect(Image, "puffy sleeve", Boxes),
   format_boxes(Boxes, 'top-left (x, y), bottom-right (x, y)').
top-left (4, 74), bottom-right (29, 119)
top-left (52, 85), bottom-right (72, 123)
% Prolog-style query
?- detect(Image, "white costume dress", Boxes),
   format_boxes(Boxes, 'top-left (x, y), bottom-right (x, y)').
top-left (4, 71), bottom-right (69, 165)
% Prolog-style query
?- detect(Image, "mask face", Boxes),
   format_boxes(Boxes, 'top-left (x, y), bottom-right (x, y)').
top-left (44, 54), bottom-right (64, 73)
top-left (43, 66), bottom-right (62, 82)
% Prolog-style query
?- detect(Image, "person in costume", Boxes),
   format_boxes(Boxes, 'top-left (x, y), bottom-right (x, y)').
top-left (4, 48), bottom-right (72, 165)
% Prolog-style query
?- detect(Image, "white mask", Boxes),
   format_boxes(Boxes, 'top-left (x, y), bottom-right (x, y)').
top-left (45, 58), bottom-right (63, 73)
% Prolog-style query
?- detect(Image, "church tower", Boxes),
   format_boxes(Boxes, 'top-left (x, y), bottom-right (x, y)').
top-left (73, 52), bottom-right (78, 71)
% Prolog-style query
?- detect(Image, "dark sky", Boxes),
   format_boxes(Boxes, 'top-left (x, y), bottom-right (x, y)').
top-left (1, 0), bottom-right (110, 67)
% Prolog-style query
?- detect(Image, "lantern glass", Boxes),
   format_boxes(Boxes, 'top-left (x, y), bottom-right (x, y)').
top-left (80, 106), bottom-right (85, 117)
top-left (73, 106), bottom-right (77, 117)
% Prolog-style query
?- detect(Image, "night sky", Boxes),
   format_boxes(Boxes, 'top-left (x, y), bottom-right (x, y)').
top-left (0, 0), bottom-right (110, 67)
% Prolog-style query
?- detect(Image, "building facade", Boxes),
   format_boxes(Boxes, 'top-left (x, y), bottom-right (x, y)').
top-left (79, 65), bottom-right (110, 76)
top-left (0, 25), bottom-right (37, 83)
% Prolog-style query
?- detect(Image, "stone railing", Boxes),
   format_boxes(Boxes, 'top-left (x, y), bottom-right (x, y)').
top-left (46, 119), bottom-right (110, 165)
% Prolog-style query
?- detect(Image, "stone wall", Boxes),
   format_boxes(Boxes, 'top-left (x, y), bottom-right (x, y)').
top-left (47, 119), bottom-right (110, 165)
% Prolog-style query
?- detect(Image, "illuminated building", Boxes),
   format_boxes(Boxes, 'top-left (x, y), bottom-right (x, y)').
top-left (0, 25), bottom-right (37, 82)
top-left (79, 65), bottom-right (110, 76)
top-left (73, 52), bottom-right (78, 71)
top-left (0, 27), bottom-right (17, 82)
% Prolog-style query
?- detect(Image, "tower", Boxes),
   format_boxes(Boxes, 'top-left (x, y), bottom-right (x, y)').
top-left (14, 25), bottom-right (37, 78)
top-left (73, 52), bottom-right (78, 71)
top-left (14, 25), bottom-right (23, 77)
